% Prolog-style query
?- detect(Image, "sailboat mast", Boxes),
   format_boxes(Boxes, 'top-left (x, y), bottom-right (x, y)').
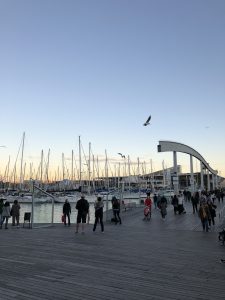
top-left (71, 150), bottom-right (74, 182)
top-left (88, 142), bottom-right (91, 194)
top-left (79, 136), bottom-right (82, 188)
top-left (19, 132), bottom-right (25, 190)
top-left (62, 152), bottom-right (65, 181)
top-left (40, 150), bottom-right (43, 186)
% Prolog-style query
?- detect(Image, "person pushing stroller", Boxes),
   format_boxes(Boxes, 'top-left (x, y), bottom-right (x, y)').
top-left (143, 193), bottom-right (152, 221)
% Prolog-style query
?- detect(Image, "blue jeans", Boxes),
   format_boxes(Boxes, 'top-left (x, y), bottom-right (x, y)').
top-left (201, 218), bottom-right (209, 232)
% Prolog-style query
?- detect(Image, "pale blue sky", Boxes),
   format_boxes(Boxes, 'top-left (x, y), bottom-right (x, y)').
top-left (0, 0), bottom-right (225, 179)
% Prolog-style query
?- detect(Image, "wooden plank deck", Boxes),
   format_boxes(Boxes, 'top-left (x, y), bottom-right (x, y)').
top-left (0, 201), bottom-right (225, 300)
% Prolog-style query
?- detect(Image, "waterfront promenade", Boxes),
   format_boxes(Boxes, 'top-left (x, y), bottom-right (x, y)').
top-left (0, 201), bottom-right (225, 300)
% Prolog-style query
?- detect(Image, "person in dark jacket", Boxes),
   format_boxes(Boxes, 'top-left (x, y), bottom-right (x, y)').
top-left (158, 195), bottom-right (167, 220)
top-left (112, 196), bottom-right (121, 224)
top-left (207, 200), bottom-right (216, 227)
top-left (171, 195), bottom-right (179, 214)
top-left (75, 195), bottom-right (89, 234)
top-left (93, 195), bottom-right (104, 233)
top-left (11, 199), bottom-right (21, 227)
top-left (191, 192), bottom-right (199, 214)
top-left (63, 199), bottom-right (71, 226)
top-left (153, 194), bottom-right (158, 209)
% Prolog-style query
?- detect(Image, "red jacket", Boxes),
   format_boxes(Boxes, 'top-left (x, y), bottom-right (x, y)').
top-left (144, 198), bottom-right (152, 207)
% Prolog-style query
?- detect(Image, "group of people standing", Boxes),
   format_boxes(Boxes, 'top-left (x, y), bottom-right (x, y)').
top-left (62, 194), bottom-right (122, 234)
top-left (0, 198), bottom-right (21, 229)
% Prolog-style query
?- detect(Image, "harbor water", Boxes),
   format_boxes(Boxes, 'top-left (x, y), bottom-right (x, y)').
top-left (5, 198), bottom-right (142, 225)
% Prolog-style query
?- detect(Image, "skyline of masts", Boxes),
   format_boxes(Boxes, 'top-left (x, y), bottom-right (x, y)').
top-left (0, 133), bottom-right (203, 189)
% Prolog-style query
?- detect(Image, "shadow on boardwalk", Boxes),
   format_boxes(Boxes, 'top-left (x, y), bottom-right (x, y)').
top-left (0, 201), bottom-right (225, 300)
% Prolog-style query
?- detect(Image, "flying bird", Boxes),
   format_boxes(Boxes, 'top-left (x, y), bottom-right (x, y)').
top-left (143, 115), bottom-right (151, 126)
top-left (118, 153), bottom-right (126, 159)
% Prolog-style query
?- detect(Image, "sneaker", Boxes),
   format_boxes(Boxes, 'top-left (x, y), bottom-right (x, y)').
top-left (220, 259), bottom-right (225, 263)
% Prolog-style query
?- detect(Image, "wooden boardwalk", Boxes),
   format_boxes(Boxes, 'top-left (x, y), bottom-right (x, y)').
top-left (0, 201), bottom-right (225, 300)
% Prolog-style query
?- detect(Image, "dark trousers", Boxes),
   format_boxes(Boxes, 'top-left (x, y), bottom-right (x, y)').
top-left (192, 203), bottom-right (198, 214)
top-left (113, 209), bottom-right (121, 224)
top-left (64, 213), bottom-right (70, 226)
top-left (201, 218), bottom-right (209, 232)
top-left (208, 217), bottom-right (215, 226)
top-left (93, 211), bottom-right (104, 232)
top-left (2, 216), bottom-right (9, 229)
top-left (12, 215), bottom-right (20, 226)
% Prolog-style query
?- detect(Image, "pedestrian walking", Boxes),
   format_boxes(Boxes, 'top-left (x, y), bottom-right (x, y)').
top-left (191, 192), bottom-right (199, 214)
top-left (93, 195), bottom-right (104, 233)
top-left (198, 201), bottom-right (211, 232)
top-left (153, 194), bottom-right (158, 209)
top-left (63, 199), bottom-right (71, 226)
top-left (178, 192), bottom-right (186, 214)
top-left (1, 201), bottom-right (11, 229)
top-left (11, 199), bottom-right (20, 228)
top-left (112, 196), bottom-right (122, 224)
top-left (75, 194), bottom-right (89, 234)
top-left (171, 195), bottom-right (179, 214)
top-left (158, 195), bottom-right (167, 220)
top-left (207, 200), bottom-right (216, 227)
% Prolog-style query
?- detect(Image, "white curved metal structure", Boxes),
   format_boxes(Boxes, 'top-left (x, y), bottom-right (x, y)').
top-left (157, 140), bottom-right (218, 193)
top-left (158, 140), bottom-right (217, 175)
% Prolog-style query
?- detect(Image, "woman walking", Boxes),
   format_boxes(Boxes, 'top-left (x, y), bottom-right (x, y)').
top-left (93, 195), bottom-right (104, 233)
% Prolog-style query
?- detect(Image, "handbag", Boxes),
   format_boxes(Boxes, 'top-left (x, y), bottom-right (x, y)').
top-left (61, 214), bottom-right (65, 223)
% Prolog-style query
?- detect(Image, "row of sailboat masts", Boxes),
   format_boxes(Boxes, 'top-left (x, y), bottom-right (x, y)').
top-left (1, 133), bottom-right (159, 190)
top-left (3, 155), bottom-right (156, 188)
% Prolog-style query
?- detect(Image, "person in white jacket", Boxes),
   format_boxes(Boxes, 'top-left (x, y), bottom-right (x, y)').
top-left (1, 201), bottom-right (11, 229)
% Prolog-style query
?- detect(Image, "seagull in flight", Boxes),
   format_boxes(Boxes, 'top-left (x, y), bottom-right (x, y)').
top-left (143, 115), bottom-right (151, 126)
top-left (118, 153), bottom-right (126, 159)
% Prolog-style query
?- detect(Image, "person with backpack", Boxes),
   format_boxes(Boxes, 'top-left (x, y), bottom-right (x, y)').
top-left (75, 194), bottom-right (89, 234)
top-left (112, 196), bottom-right (122, 225)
